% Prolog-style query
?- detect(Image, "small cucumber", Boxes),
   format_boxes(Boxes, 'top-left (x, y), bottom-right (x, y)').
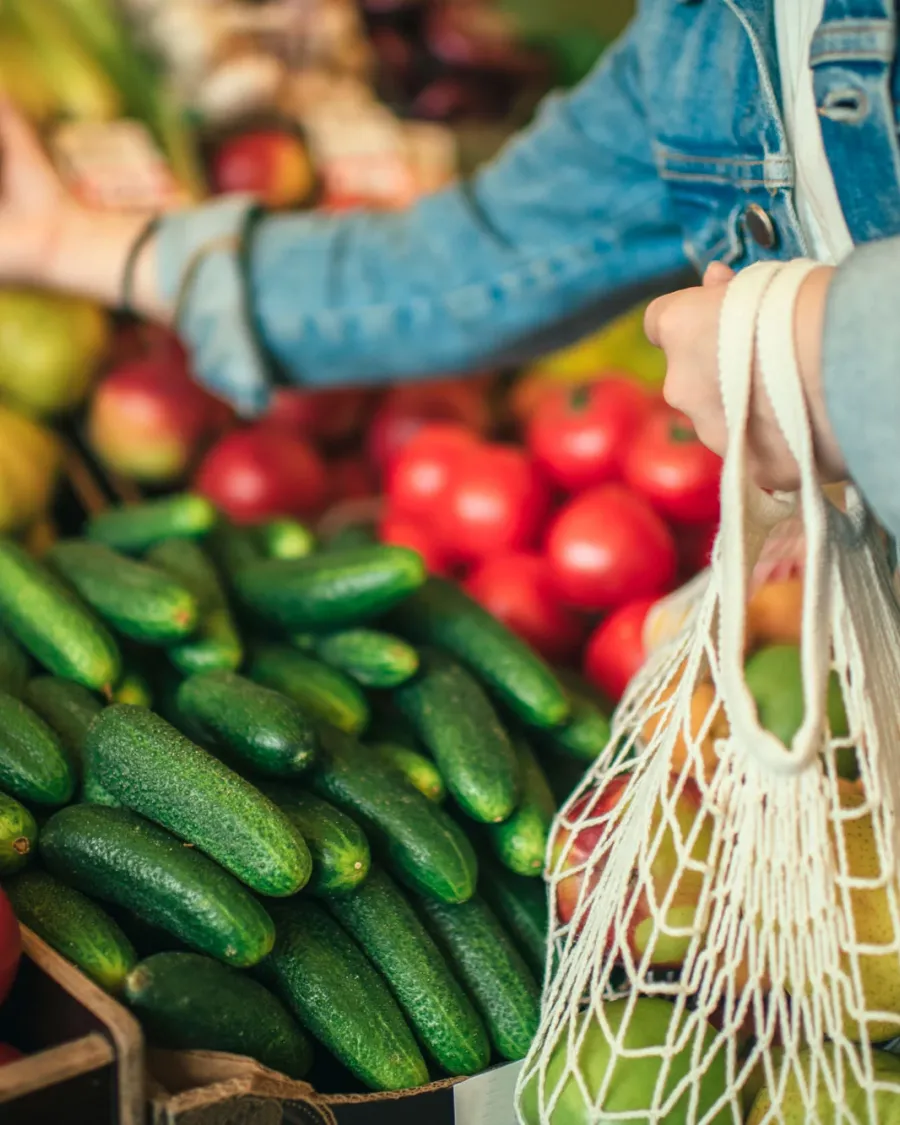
top-left (479, 857), bottom-right (548, 980)
top-left (146, 540), bottom-right (242, 675)
top-left (0, 625), bottom-right (29, 696)
top-left (176, 672), bottom-right (317, 778)
top-left (259, 519), bottom-right (316, 560)
top-left (235, 545), bottom-right (426, 632)
top-left (311, 723), bottom-right (477, 905)
top-left (0, 791), bottom-right (37, 874)
top-left (208, 521), bottom-right (263, 580)
top-left (41, 805), bottom-right (275, 967)
top-left (0, 691), bottom-right (76, 806)
top-left (321, 523), bottom-right (376, 552)
top-left (261, 785), bottom-right (369, 896)
top-left (264, 899), bottom-right (429, 1092)
top-left (24, 677), bottom-right (102, 767)
top-left (86, 494), bottom-right (217, 555)
top-left (5, 869), bottom-right (137, 992)
top-left (312, 630), bottom-right (419, 689)
top-left (84, 705), bottom-right (312, 897)
top-left (486, 738), bottom-right (556, 877)
top-left (113, 666), bottom-right (153, 708)
top-left (369, 741), bottom-right (445, 803)
top-left (394, 649), bottom-right (519, 824)
top-left (417, 894), bottom-right (541, 1062)
top-left (124, 952), bottom-right (312, 1077)
top-left (541, 680), bottom-right (611, 762)
top-left (81, 773), bottom-right (123, 808)
top-left (327, 866), bottom-right (490, 1076)
top-left (249, 646), bottom-right (369, 736)
top-left (0, 537), bottom-right (121, 692)
top-left (389, 578), bottom-right (570, 729)
top-left (48, 541), bottom-right (198, 644)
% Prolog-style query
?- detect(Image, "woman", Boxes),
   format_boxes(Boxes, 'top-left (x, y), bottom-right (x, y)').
top-left (0, 1), bottom-right (890, 531)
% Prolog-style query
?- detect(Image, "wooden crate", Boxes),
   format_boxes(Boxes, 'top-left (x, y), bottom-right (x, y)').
top-left (0, 927), bottom-right (144, 1125)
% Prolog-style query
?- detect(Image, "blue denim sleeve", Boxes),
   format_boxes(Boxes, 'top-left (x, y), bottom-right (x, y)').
top-left (156, 18), bottom-right (688, 412)
top-left (822, 237), bottom-right (900, 541)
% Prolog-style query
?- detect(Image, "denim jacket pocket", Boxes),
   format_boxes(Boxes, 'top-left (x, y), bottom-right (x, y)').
top-left (653, 141), bottom-right (794, 273)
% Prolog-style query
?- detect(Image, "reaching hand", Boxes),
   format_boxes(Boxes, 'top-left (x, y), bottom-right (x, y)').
top-left (644, 261), bottom-right (846, 492)
top-left (0, 100), bottom-right (74, 286)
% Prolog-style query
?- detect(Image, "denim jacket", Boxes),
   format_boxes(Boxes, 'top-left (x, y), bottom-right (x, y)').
top-left (159, 0), bottom-right (900, 540)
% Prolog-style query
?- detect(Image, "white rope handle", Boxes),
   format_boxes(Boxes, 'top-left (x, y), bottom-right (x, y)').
top-left (716, 260), bottom-right (832, 777)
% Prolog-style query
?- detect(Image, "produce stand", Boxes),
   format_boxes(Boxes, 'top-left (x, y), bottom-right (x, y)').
top-left (0, 927), bottom-right (143, 1125)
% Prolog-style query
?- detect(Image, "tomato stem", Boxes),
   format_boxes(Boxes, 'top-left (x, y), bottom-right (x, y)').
top-left (568, 385), bottom-right (592, 413)
top-left (670, 423), bottom-right (697, 444)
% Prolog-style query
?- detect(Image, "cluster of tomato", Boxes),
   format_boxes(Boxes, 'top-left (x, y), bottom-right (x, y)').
top-left (379, 374), bottom-right (723, 699)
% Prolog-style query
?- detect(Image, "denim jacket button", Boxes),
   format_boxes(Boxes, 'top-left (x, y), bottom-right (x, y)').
top-left (744, 203), bottom-right (778, 249)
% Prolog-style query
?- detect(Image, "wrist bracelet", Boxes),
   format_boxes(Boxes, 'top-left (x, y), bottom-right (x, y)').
top-left (120, 214), bottom-right (161, 315)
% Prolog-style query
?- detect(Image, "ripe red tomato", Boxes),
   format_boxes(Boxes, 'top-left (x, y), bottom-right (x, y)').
top-left (623, 406), bottom-right (722, 525)
top-left (525, 376), bottom-right (652, 492)
top-left (387, 424), bottom-right (478, 519)
top-left (0, 886), bottom-right (21, 1006)
top-left (379, 512), bottom-right (449, 574)
top-left (583, 597), bottom-right (657, 701)
top-left (367, 379), bottom-right (490, 473)
top-left (678, 520), bottom-right (719, 579)
top-left (465, 553), bottom-right (586, 664)
top-left (330, 454), bottom-right (377, 503)
top-left (546, 484), bottom-right (677, 611)
top-left (434, 445), bottom-right (550, 561)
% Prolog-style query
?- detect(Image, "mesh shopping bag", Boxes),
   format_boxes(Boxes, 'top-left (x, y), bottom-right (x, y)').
top-left (517, 261), bottom-right (900, 1124)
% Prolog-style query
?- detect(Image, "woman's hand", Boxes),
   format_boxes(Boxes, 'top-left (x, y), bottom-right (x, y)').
top-left (644, 261), bottom-right (846, 491)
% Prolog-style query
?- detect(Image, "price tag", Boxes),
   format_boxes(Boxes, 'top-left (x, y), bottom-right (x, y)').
top-left (453, 1060), bottom-right (523, 1125)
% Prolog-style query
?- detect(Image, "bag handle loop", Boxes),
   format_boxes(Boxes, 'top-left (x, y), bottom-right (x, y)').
top-left (715, 259), bottom-right (832, 777)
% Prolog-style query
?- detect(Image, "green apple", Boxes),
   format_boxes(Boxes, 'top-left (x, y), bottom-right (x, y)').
top-left (519, 997), bottom-right (730, 1125)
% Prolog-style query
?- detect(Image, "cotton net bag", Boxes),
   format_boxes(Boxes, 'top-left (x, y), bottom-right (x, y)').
top-left (517, 260), bottom-right (900, 1124)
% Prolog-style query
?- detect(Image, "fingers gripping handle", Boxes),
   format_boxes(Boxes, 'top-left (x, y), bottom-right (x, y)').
top-left (716, 260), bottom-right (832, 777)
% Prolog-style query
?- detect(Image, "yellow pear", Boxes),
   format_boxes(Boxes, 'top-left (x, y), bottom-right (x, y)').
top-left (0, 291), bottom-right (110, 416)
top-left (747, 1043), bottom-right (900, 1123)
top-left (0, 405), bottom-right (61, 532)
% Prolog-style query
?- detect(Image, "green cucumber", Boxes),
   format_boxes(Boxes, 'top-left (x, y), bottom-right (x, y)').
top-left (312, 630), bottom-right (419, 689)
top-left (261, 785), bottom-right (369, 895)
top-left (416, 894), bottom-right (540, 1061)
top-left (394, 649), bottom-right (519, 824)
top-left (0, 625), bottom-right (29, 696)
top-left (264, 899), bottom-right (429, 1092)
top-left (146, 539), bottom-right (242, 675)
top-left (311, 723), bottom-right (476, 905)
top-left (113, 666), bottom-right (153, 708)
top-left (176, 671), bottom-right (317, 778)
top-left (0, 537), bottom-right (121, 691)
top-left (86, 494), bottom-right (217, 555)
top-left (479, 858), bottom-right (548, 979)
top-left (81, 773), bottom-right (123, 808)
top-left (84, 705), bottom-right (312, 897)
top-left (24, 677), bottom-right (102, 767)
top-left (0, 691), bottom-right (76, 806)
top-left (259, 519), bottom-right (316, 560)
top-left (40, 804), bottom-right (275, 967)
top-left (48, 541), bottom-right (198, 645)
top-left (486, 738), bottom-right (556, 877)
top-left (208, 521), bottom-right (263, 580)
top-left (321, 523), bottom-right (376, 552)
top-left (124, 952), bottom-right (312, 1077)
top-left (327, 866), bottom-right (490, 1076)
top-left (389, 578), bottom-right (569, 729)
top-left (0, 791), bottom-right (37, 874)
top-left (235, 545), bottom-right (426, 632)
top-left (5, 869), bottom-right (137, 992)
top-left (369, 742), bottom-right (445, 803)
top-left (249, 646), bottom-right (369, 735)
top-left (542, 680), bottom-right (611, 762)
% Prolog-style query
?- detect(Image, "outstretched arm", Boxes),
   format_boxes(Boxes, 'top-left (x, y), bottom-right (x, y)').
top-left (0, 19), bottom-right (688, 414)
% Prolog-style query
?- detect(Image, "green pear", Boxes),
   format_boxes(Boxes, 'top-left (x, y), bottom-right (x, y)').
top-left (747, 1043), bottom-right (900, 1123)
top-left (744, 644), bottom-right (856, 778)
top-left (519, 997), bottom-right (730, 1125)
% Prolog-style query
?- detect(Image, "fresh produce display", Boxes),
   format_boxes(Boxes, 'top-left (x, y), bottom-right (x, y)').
top-left (0, 488), bottom-right (583, 1093)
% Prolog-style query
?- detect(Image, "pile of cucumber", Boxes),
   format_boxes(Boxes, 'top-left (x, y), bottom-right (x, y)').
top-left (0, 493), bottom-right (611, 1092)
